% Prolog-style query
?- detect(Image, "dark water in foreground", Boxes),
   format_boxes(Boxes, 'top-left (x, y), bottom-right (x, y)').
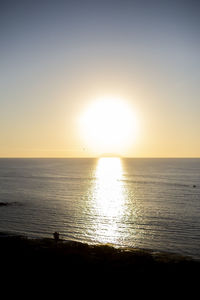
top-left (0, 158), bottom-right (199, 259)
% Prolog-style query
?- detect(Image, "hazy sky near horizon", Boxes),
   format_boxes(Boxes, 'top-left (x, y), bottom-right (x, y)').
top-left (0, 0), bottom-right (200, 157)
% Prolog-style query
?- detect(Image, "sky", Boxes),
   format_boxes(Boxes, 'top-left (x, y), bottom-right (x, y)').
top-left (0, 0), bottom-right (200, 157)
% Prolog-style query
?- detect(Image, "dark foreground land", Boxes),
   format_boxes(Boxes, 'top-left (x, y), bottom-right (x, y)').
top-left (0, 233), bottom-right (199, 292)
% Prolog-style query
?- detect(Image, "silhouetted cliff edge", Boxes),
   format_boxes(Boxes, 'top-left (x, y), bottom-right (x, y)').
top-left (0, 233), bottom-right (199, 290)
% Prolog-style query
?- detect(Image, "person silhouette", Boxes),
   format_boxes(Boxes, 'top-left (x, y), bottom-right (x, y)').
top-left (53, 231), bottom-right (59, 243)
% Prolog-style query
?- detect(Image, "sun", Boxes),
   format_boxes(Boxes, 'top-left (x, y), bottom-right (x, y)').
top-left (79, 97), bottom-right (138, 155)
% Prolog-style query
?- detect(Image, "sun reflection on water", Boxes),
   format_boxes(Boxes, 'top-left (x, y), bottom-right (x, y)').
top-left (91, 157), bottom-right (126, 244)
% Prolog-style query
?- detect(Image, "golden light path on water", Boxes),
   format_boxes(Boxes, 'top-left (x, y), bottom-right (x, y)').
top-left (90, 157), bottom-right (127, 245)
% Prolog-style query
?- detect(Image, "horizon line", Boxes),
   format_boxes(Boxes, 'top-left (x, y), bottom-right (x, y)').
top-left (0, 156), bottom-right (200, 159)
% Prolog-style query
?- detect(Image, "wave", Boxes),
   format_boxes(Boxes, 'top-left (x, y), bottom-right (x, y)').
top-left (121, 179), bottom-right (192, 188)
top-left (0, 174), bottom-right (95, 181)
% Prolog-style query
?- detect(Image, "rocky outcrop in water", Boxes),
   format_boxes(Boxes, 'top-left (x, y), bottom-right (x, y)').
top-left (0, 201), bottom-right (20, 207)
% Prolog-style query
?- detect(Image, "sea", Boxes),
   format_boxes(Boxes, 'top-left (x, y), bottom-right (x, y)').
top-left (0, 158), bottom-right (199, 259)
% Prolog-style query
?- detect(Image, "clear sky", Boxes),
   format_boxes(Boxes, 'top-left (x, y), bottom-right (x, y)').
top-left (0, 0), bottom-right (200, 157)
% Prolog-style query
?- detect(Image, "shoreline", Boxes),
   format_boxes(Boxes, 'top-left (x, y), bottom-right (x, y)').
top-left (1, 231), bottom-right (199, 261)
top-left (0, 232), bottom-right (199, 283)
top-left (1, 231), bottom-right (199, 260)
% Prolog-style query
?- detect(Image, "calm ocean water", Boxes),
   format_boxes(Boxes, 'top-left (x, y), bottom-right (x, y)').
top-left (0, 158), bottom-right (199, 259)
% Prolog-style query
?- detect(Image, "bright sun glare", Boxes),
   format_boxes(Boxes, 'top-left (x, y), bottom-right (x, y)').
top-left (80, 97), bottom-right (138, 155)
